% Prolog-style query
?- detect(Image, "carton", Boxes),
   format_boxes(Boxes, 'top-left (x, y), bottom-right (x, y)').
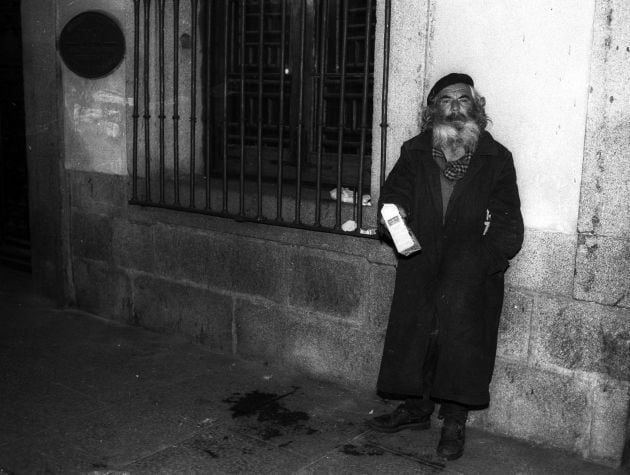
top-left (381, 204), bottom-right (422, 256)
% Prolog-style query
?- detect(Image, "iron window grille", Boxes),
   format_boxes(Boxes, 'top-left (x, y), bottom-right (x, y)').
top-left (130, 0), bottom-right (391, 236)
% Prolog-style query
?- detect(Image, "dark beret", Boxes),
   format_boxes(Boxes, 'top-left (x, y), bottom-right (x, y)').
top-left (427, 73), bottom-right (474, 104)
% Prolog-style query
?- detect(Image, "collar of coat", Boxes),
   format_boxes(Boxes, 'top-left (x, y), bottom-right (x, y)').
top-left (406, 129), bottom-right (498, 157)
top-left (404, 130), bottom-right (501, 224)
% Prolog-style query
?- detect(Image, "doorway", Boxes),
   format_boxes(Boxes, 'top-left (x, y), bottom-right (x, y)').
top-left (0, 0), bottom-right (30, 271)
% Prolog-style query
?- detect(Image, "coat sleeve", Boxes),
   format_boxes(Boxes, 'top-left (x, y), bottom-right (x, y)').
top-left (482, 150), bottom-right (524, 274)
top-left (378, 143), bottom-right (418, 218)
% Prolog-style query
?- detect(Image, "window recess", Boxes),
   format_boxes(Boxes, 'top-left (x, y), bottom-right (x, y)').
top-left (130, 0), bottom-right (391, 236)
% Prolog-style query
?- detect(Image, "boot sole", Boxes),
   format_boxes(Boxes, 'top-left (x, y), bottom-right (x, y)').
top-left (367, 420), bottom-right (431, 433)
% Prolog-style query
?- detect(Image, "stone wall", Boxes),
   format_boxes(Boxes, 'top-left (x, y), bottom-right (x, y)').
top-left (67, 167), bottom-right (629, 467)
top-left (68, 170), bottom-right (394, 387)
top-left (20, 0), bottom-right (630, 468)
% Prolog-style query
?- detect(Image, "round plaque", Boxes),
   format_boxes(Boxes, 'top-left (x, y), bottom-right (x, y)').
top-left (59, 12), bottom-right (125, 79)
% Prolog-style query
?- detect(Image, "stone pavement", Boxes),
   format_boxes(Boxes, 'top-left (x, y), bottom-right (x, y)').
top-left (0, 265), bottom-right (626, 474)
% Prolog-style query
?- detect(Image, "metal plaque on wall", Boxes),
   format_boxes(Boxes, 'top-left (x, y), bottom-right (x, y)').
top-left (59, 11), bottom-right (125, 79)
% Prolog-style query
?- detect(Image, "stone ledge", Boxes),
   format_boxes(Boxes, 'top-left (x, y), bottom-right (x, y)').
top-left (125, 204), bottom-right (395, 265)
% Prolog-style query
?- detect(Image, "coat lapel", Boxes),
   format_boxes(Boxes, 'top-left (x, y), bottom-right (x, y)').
top-left (409, 132), bottom-right (443, 223)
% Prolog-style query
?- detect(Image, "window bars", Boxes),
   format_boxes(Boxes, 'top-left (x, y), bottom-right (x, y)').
top-left (130, 0), bottom-right (391, 237)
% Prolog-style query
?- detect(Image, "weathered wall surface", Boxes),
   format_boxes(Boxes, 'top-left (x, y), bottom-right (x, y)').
top-left (21, 0), bottom-right (630, 468)
top-left (426, 0), bottom-right (595, 234)
top-left (21, 0), bottom-right (69, 300)
top-left (61, 0), bottom-right (129, 175)
top-left (67, 169), bottom-right (392, 388)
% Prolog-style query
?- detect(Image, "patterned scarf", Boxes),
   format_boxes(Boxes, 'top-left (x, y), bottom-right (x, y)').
top-left (432, 148), bottom-right (473, 181)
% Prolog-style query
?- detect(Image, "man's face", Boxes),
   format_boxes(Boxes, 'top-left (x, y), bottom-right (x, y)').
top-left (434, 83), bottom-right (474, 122)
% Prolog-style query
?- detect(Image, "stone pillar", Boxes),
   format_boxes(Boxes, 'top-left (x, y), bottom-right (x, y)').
top-left (574, 0), bottom-right (630, 466)
top-left (370, 0), bottom-right (430, 200)
top-left (21, 0), bottom-right (71, 302)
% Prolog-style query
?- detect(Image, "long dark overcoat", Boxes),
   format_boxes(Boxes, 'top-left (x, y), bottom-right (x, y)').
top-left (377, 130), bottom-right (524, 407)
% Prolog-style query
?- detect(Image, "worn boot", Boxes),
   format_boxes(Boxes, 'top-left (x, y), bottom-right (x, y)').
top-left (436, 402), bottom-right (467, 460)
top-left (368, 399), bottom-right (434, 433)
top-left (437, 419), bottom-right (466, 460)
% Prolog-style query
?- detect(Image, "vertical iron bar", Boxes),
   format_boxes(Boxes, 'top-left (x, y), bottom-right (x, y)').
top-left (335, 0), bottom-right (340, 72)
top-left (334, 0), bottom-right (349, 229)
top-left (132, 0), bottom-right (140, 201)
top-left (173, 0), bottom-right (181, 205)
top-left (379, 0), bottom-right (391, 188)
top-left (256, 0), bottom-right (264, 219)
top-left (276, 0), bottom-right (287, 220)
top-left (158, 0), bottom-right (166, 203)
top-left (205, 1), bottom-right (213, 210)
top-left (222, 0), bottom-right (230, 212)
top-left (189, 0), bottom-right (198, 208)
top-left (143, 0), bottom-right (152, 202)
top-left (239, 0), bottom-right (246, 215)
top-left (294, 0), bottom-right (306, 224)
top-left (314, 0), bottom-right (329, 226)
top-left (356, 0), bottom-right (373, 229)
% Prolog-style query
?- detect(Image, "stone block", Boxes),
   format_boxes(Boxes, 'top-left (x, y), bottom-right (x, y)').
top-left (145, 208), bottom-right (395, 267)
top-left (530, 295), bottom-right (630, 381)
top-left (154, 225), bottom-right (224, 286)
top-left (587, 375), bottom-right (630, 467)
top-left (364, 263), bottom-right (396, 329)
top-left (228, 238), bottom-right (288, 302)
top-left (578, 0), bottom-right (630, 238)
top-left (72, 258), bottom-right (132, 322)
top-left (574, 233), bottom-right (630, 308)
top-left (154, 225), bottom-right (288, 302)
top-left (496, 288), bottom-right (533, 362)
top-left (473, 359), bottom-right (591, 453)
top-left (133, 275), bottom-right (233, 352)
top-left (70, 212), bottom-right (113, 262)
top-left (288, 249), bottom-right (367, 321)
top-left (112, 219), bottom-right (155, 273)
top-left (68, 171), bottom-right (128, 215)
top-left (505, 229), bottom-right (576, 296)
top-left (234, 298), bottom-right (383, 389)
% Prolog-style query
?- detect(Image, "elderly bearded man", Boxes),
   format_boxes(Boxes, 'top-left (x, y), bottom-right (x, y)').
top-left (368, 73), bottom-right (524, 461)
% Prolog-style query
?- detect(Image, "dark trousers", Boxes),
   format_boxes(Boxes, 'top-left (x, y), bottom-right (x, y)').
top-left (406, 308), bottom-right (469, 424)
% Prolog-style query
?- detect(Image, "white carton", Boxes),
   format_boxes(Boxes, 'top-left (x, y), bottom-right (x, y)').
top-left (381, 204), bottom-right (421, 256)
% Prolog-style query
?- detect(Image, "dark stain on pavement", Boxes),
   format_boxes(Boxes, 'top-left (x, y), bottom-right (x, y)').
top-left (223, 388), bottom-right (317, 440)
top-left (341, 443), bottom-right (384, 456)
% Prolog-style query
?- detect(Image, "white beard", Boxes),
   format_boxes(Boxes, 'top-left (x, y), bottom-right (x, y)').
top-left (432, 120), bottom-right (481, 153)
